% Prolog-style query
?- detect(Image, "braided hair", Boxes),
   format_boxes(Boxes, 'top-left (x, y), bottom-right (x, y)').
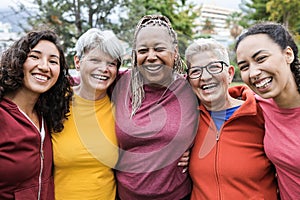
top-left (130, 15), bottom-right (184, 117)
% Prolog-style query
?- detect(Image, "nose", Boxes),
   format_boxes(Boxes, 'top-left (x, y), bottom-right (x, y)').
top-left (200, 67), bottom-right (212, 80)
top-left (249, 64), bottom-right (261, 80)
top-left (37, 58), bottom-right (50, 72)
top-left (147, 49), bottom-right (157, 62)
top-left (98, 61), bottom-right (109, 72)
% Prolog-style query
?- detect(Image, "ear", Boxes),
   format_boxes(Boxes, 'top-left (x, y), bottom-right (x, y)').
top-left (228, 65), bottom-right (235, 84)
top-left (285, 46), bottom-right (294, 64)
top-left (174, 45), bottom-right (179, 59)
top-left (74, 55), bottom-right (80, 71)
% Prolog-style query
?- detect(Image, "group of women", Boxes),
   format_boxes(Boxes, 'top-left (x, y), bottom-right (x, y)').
top-left (0, 13), bottom-right (299, 200)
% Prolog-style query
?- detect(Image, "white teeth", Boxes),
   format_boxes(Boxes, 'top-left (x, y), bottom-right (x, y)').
top-left (202, 83), bottom-right (216, 90)
top-left (34, 74), bottom-right (48, 81)
top-left (93, 75), bottom-right (108, 80)
top-left (255, 78), bottom-right (272, 88)
top-left (144, 64), bottom-right (162, 71)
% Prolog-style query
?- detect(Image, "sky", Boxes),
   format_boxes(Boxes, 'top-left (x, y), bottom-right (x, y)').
top-left (0, 0), bottom-right (241, 10)
top-left (191, 0), bottom-right (241, 10)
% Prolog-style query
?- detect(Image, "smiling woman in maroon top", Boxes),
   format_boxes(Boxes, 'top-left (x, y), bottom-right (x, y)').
top-left (0, 29), bottom-right (72, 200)
top-left (112, 15), bottom-right (198, 200)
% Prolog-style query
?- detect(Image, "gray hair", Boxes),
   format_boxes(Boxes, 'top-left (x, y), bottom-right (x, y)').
top-left (75, 28), bottom-right (124, 66)
top-left (185, 38), bottom-right (230, 67)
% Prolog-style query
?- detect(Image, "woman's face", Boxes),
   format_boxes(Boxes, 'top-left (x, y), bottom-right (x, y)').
top-left (188, 51), bottom-right (234, 110)
top-left (236, 34), bottom-right (295, 100)
top-left (74, 48), bottom-right (118, 99)
top-left (135, 26), bottom-right (177, 87)
top-left (22, 40), bottom-right (60, 95)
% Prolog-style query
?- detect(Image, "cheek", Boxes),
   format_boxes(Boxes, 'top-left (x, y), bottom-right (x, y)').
top-left (52, 66), bottom-right (61, 80)
top-left (136, 54), bottom-right (146, 65)
top-left (111, 69), bottom-right (118, 80)
top-left (166, 53), bottom-right (176, 66)
top-left (188, 79), bottom-right (199, 90)
top-left (239, 71), bottom-right (249, 83)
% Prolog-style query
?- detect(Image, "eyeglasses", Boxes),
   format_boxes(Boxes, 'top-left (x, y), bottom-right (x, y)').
top-left (186, 61), bottom-right (228, 79)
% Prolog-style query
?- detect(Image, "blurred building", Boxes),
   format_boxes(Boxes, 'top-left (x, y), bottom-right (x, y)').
top-left (0, 22), bottom-right (20, 55)
top-left (194, 4), bottom-right (240, 47)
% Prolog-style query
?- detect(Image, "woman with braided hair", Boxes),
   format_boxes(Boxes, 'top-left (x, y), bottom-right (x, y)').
top-left (112, 15), bottom-right (198, 199)
top-left (235, 22), bottom-right (300, 199)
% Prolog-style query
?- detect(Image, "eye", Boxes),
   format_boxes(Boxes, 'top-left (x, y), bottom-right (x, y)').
top-left (208, 64), bottom-right (222, 72)
top-left (28, 54), bottom-right (39, 59)
top-left (89, 58), bottom-right (100, 64)
top-left (108, 61), bottom-right (118, 68)
top-left (256, 55), bottom-right (268, 63)
top-left (189, 68), bottom-right (202, 76)
top-left (154, 47), bottom-right (166, 52)
top-left (239, 64), bottom-right (249, 72)
top-left (137, 48), bottom-right (148, 54)
top-left (49, 59), bottom-right (59, 65)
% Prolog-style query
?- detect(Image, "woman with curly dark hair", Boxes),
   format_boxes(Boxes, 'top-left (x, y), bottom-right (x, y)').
top-left (235, 22), bottom-right (300, 200)
top-left (0, 29), bottom-right (72, 199)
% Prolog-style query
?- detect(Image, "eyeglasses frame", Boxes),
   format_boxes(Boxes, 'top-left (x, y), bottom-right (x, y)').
top-left (186, 61), bottom-right (229, 79)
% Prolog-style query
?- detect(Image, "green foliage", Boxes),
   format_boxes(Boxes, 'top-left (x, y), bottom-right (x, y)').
top-left (240, 0), bottom-right (300, 35)
top-left (117, 0), bottom-right (198, 58)
top-left (12, 0), bottom-right (198, 67)
top-left (266, 0), bottom-right (300, 33)
top-left (14, 0), bottom-right (123, 66)
top-left (239, 0), bottom-right (270, 28)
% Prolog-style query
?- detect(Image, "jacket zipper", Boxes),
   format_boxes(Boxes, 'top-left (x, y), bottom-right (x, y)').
top-left (215, 131), bottom-right (221, 199)
top-left (37, 140), bottom-right (44, 200)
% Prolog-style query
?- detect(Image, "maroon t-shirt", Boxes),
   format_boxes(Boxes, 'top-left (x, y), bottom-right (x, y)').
top-left (112, 71), bottom-right (199, 200)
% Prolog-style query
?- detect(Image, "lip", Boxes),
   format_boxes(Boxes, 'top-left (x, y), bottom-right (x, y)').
top-left (252, 77), bottom-right (272, 92)
top-left (32, 73), bottom-right (50, 82)
top-left (142, 64), bottom-right (164, 73)
top-left (91, 74), bottom-right (110, 81)
top-left (200, 82), bottom-right (218, 90)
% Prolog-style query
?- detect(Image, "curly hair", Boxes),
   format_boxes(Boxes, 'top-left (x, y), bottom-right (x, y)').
top-left (235, 21), bottom-right (300, 94)
top-left (0, 29), bottom-right (73, 133)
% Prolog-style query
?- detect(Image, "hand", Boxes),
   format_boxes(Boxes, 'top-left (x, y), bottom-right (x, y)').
top-left (178, 150), bottom-right (190, 173)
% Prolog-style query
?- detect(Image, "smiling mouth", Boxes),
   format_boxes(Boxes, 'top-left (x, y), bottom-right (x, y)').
top-left (33, 74), bottom-right (49, 81)
top-left (142, 64), bottom-right (164, 72)
top-left (92, 74), bottom-right (109, 81)
top-left (254, 77), bottom-right (272, 89)
top-left (201, 83), bottom-right (217, 90)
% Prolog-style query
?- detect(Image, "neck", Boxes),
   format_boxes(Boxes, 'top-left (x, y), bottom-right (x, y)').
top-left (205, 95), bottom-right (244, 111)
top-left (273, 80), bottom-right (300, 108)
top-left (274, 92), bottom-right (300, 108)
top-left (73, 85), bottom-right (107, 100)
top-left (5, 89), bottom-right (39, 115)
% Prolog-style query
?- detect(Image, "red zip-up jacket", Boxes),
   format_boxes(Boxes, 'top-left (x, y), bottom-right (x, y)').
top-left (0, 98), bottom-right (54, 200)
top-left (189, 86), bottom-right (278, 200)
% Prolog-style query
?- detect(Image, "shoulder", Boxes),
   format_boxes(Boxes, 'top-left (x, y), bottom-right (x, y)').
top-left (254, 94), bottom-right (275, 109)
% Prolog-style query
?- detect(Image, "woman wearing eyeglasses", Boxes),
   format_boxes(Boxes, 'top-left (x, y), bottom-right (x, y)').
top-left (185, 38), bottom-right (278, 199)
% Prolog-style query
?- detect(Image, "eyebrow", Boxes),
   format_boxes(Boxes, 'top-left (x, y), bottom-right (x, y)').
top-left (30, 49), bottom-right (60, 59)
top-left (237, 49), bottom-right (266, 66)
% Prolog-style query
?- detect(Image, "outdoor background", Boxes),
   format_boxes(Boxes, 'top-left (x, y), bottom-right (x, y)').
top-left (0, 0), bottom-right (299, 83)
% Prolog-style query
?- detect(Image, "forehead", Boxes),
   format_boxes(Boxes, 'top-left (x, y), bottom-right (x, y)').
top-left (135, 26), bottom-right (172, 46)
top-left (190, 51), bottom-right (217, 66)
top-left (32, 40), bottom-right (59, 56)
top-left (236, 34), bottom-right (278, 56)
top-left (84, 48), bottom-right (114, 60)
